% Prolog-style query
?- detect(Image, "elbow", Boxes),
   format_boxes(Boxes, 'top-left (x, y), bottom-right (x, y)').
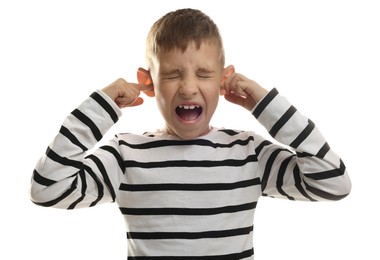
top-left (333, 162), bottom-right (352, 200)
top-left (338, 174), bottom-right (352, 200)
top-left (306, 171), bottom-right (352, 202)
top-left (326, 173), bottom-right (352, 201)
top-left (29, 183), bottom-right (49, 207)
top-left (29, 170), bottom-right (49, 206)
top-left (327, 159), bottom-right (352, 201)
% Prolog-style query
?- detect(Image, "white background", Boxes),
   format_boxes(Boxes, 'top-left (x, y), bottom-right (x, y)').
top-left (1, 0), bottom-right (379, 259)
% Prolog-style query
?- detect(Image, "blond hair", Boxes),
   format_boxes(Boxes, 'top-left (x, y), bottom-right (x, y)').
top-left (146, 8), bottom-right (225, 68)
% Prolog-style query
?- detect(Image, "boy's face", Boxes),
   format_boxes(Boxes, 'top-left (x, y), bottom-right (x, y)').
top-left (149, 41), bottom-right (225, 139)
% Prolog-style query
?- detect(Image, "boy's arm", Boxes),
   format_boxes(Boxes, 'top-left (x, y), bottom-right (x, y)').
top-left (223, 70), bottom-right (351, 201)
top-left (252, 88), bottom-right (351, 201)
top-left (30, 77), bottom-right (153, 209)
top-left (30, 90), bottom-right (124, 209)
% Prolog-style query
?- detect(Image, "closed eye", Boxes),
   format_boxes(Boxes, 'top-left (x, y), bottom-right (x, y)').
top-left (161, 70), bottom-right (181, 80)
top-left (196, 68), bottom-right (215, 79)
top-left (197, 74), bottom-right (213, 79)
top-left (163, 75), bottom-right (180, 80)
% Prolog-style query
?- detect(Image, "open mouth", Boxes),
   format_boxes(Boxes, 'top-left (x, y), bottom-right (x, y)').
top-left (175, 105), bottom-right (203, 121)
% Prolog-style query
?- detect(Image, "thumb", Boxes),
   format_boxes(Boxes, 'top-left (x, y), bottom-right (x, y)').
top-left (224, 93), bottom-right (245, 107)
top-left (139, 83), bottom-right (155, 97)
top-left (115, 96), bottom-right (144, 108)
top-left (129, 96), bottom-right (144, 107)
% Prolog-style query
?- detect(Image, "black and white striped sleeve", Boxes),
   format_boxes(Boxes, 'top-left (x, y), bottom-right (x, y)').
top-left (252, 88), bottom-right (351, 201)
top-left (30, 90), bottom-right (123, 209)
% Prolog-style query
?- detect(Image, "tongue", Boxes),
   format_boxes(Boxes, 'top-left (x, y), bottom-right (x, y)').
top-left (176, 107), bottom-right (201, 121)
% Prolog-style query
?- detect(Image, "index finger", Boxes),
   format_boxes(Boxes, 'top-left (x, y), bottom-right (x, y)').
top-left (138, 82), bottom-right (155, 97)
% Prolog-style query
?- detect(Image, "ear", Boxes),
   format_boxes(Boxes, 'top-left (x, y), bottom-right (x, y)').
top-left (222, 65), bottom-right (235, 82)
top-left (137, 67), bottom-right (155, 97)
top-left (220, 65), bottom-right (235, 95)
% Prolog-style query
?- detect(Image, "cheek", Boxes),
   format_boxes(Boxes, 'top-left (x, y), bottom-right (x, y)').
top-left (205, 82), bottom-right (221, 98)
top-left (155, 92), bottom-right (168, 110)
top-left (155, 86), bottom-right (175, 112)
top-left (203, 87), bottom-right (220, 111)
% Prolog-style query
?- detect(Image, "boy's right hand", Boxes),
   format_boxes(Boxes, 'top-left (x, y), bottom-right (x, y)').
top-left (101, 78), bottom-right (154, 108)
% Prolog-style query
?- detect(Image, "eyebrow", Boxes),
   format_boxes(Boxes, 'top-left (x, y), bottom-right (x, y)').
top-left (159, 67), bottom-right (216, 76)
top-left (196, 68), bottom-right (215, 74)
top-left (160, 68), bottom-right (181, 75)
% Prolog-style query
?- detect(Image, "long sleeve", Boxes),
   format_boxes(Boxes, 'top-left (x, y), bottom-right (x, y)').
top-left (30, 90), bottom-right (123, 209)
top-left (252, 88), bottom-right (351, 201)
top-left (29, 86), bottom-right (351, 258)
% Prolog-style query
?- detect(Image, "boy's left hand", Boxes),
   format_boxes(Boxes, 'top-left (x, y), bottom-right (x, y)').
top-left (222, 73), bottom-right (268, 111)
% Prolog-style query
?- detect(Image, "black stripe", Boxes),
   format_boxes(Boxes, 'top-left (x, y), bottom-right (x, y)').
top-left (46, 147), bottom-right (83, 169)
top-left (218, 129), bottom-right (243, 136)
top-left (316, 142), bottom-right (330, 158)
top-left (119, 136), bottom-right (254, 150)
top-left (305, 181), bottom-right (349, 201)
top-left (269, 105), bottom-right (297, 138)
top-left (33, 169), bottom-right (56, 186)
top-left (296, 142), bottom-right (330, 159)
top-left (293, 165), bottom-right (316, 201)
top-left (128, 248), bottom-right (253, 260)
top-left (90, 92), bottom-right (119, 123)
top-left (127, 225), bottom-right (253, 240)
top-left (68, 169), bottom-right (87, 209)
top-left (32, 176), bottom-right (79, 207)
top-left (252, 88), bottom-right (278, 118)
top-left (100, 145), bottom-right (125, 173)
top-left (71, 109), bottom-right (103, 141)
top-left (295, 151), bottom-right (313, 158)
top-left (59, 126), bottom-right (88, 152)
top-left (83, 164), bottom-right (105, 207)
top-left (124, 154), bottom-right (257, 169)
top-left (255, 140), bottom-right (272, 156)
top-left (120, 201), bottom-right (257, 216)
top-left (120, 178), bottom-right (261, 192)
top-left (289, 119), bottom-right (315, 148)
top-left (305, 159), bottom-right (346, 180)
top-left (86, 154), bottom-right (116, 202)
top-left (276, 155), bottom-right (295, 200)
top-left (261, 148), bottom-right (287, 192)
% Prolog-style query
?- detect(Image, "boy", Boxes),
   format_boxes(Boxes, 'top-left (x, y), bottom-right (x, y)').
top-left (30, 8), bottom-right (351, 259)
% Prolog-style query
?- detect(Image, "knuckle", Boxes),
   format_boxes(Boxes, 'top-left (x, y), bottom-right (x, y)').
top-left (116, 78), bottom-right (127, 85)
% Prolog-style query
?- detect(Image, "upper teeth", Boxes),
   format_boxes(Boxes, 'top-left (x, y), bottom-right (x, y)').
top-left (179, 105), bottom-right (200, 109)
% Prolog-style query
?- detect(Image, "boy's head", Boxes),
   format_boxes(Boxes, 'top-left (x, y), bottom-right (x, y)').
top-left (138, 8), bottom-right (234, 140)
top-left (145, 8), bottom-right (225, 69)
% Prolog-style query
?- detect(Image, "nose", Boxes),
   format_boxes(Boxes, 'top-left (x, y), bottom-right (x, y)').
top-left (179, 78), bottom-right (198, 97)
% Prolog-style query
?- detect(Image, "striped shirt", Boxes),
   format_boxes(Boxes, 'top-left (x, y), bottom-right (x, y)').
top-left (30, 88), bottom-right (351, 259)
